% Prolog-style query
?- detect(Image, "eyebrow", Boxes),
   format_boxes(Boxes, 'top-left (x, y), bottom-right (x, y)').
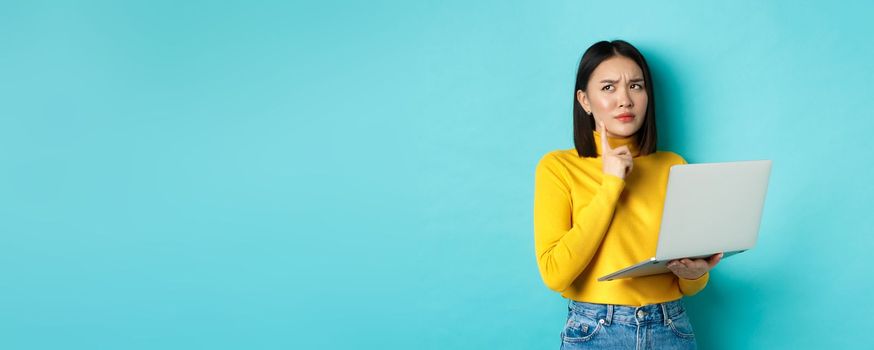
top-left (599, 78), bottom-right (645, 84)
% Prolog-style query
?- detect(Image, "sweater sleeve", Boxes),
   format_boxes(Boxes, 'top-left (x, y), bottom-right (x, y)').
top-left (676, 152), bottom-right (688, 165)
top-left (679, 272), bottom-right (709, 296)
top-left (533, 153), bottom-right (625, 293)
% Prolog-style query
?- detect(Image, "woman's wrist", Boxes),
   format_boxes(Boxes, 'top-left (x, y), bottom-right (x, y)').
top-left (681, 271), bottom-right (708, 281)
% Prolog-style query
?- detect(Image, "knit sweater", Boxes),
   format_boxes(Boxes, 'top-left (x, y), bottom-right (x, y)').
top-left (533, 130), bottom-right (708, 306)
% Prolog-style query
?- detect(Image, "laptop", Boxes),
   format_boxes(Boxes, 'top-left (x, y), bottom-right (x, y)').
top-left (598, 160), bottom-right (772, 282)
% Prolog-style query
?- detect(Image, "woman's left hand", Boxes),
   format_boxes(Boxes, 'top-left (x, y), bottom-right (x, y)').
top-left (667, 253), bottom-right (724, 280)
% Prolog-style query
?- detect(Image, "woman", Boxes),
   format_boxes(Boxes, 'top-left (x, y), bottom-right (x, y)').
top-left (533, 40), bottom-right (723, 349)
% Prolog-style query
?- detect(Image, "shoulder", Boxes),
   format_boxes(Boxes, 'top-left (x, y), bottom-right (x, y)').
top-left (650, 150), bottom-right (688, 165)
top-left (536, 148), bottom-right (583, 169)
top-left (534, 149), bottom-right (578, 179)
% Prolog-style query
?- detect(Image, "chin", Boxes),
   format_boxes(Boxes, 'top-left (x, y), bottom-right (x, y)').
top-left (609, 124), bottom-right (642, 137)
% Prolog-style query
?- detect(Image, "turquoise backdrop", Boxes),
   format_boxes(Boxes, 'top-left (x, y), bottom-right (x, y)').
top-left (2, 0), bottom-right (872, 348)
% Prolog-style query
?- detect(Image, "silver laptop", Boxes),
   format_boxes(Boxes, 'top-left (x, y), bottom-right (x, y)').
top-left (598, 160), bottom-right (772, 282)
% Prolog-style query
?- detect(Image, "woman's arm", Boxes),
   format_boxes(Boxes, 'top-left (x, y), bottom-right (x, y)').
top-left (533, 153), bottom-right (625, 292)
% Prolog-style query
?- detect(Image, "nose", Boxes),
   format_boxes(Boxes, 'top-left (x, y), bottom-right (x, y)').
top-left (618, 87), bottom-right (633, 108)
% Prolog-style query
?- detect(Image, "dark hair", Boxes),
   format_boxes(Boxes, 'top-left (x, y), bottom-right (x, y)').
top-left (573, 40), bottom-right (657, 158)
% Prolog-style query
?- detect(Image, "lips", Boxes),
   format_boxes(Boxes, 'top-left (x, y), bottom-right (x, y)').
top-left (614, 112), bottom-right (635, 122)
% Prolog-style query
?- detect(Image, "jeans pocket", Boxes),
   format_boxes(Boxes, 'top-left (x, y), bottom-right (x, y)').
top-left (667, 311), bottom-right (695, 339)
top-left (560, 312), bottom-right (603, 343)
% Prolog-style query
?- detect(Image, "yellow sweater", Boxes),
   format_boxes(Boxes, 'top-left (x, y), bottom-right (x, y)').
top-left (533, 130), bottom-right (709, 306)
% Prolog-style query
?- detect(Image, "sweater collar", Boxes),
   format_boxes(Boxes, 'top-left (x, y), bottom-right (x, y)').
top-left (593, 130), bottom-right (641, 158)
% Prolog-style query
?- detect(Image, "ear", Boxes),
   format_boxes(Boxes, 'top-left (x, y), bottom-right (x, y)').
top-left (576, 90), bottom-right (590, 114)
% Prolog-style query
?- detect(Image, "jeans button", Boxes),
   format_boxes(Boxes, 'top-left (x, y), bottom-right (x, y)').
top-left (637, 310), bottom-right (645, 319)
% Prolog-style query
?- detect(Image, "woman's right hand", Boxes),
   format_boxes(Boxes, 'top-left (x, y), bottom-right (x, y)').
top-left (599, 120), bottom-right (633, 180)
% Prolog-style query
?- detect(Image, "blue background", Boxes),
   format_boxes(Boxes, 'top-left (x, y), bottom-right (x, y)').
top-left (2, 0), bottom-right (872, 348)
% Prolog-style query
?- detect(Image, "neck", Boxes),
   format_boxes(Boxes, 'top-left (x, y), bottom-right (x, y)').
top-left (592, 130), bottom-right (640, 157)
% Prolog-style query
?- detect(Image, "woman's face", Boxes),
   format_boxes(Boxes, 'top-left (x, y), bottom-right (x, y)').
top-left (577, 56), bottom-right (648, 138)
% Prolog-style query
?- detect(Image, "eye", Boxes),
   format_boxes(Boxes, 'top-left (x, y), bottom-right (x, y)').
top-left (631, 83), bottom-right (644, 89)
top-left (601, 85), bottom-right (614, 91)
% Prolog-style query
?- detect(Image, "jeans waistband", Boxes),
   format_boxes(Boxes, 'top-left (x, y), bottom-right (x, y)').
top-left (567, 299), bottom-right (686, 326)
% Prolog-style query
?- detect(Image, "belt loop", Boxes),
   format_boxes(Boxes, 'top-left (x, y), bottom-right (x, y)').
top-left (660, 302), bottom-right (670, 326)
top-left (606, 304), bottom-right (614, 325)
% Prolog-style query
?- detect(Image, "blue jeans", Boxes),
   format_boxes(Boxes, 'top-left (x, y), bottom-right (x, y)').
top-left (559, 299), bottom-right (697, 350)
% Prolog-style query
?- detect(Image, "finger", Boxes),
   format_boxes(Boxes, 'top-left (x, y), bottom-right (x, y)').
top-left (616, 157), bottom-right (631, 172)
top-left (684, 259), bottom-right (703, 269)
top-left (600, 121), bottom-right (612, 153)
top-left (708, 253), bottom-right (724, 268)
top-left (668, 265), bottom-right (687, 277)
top-left (691, 260), bottom-right (708, 269)
top-left (613, 145), bottom-right (630, 156)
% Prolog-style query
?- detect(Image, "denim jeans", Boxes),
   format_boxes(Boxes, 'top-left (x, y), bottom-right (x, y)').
top-left (559, 299), bottom-right (697, 350)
